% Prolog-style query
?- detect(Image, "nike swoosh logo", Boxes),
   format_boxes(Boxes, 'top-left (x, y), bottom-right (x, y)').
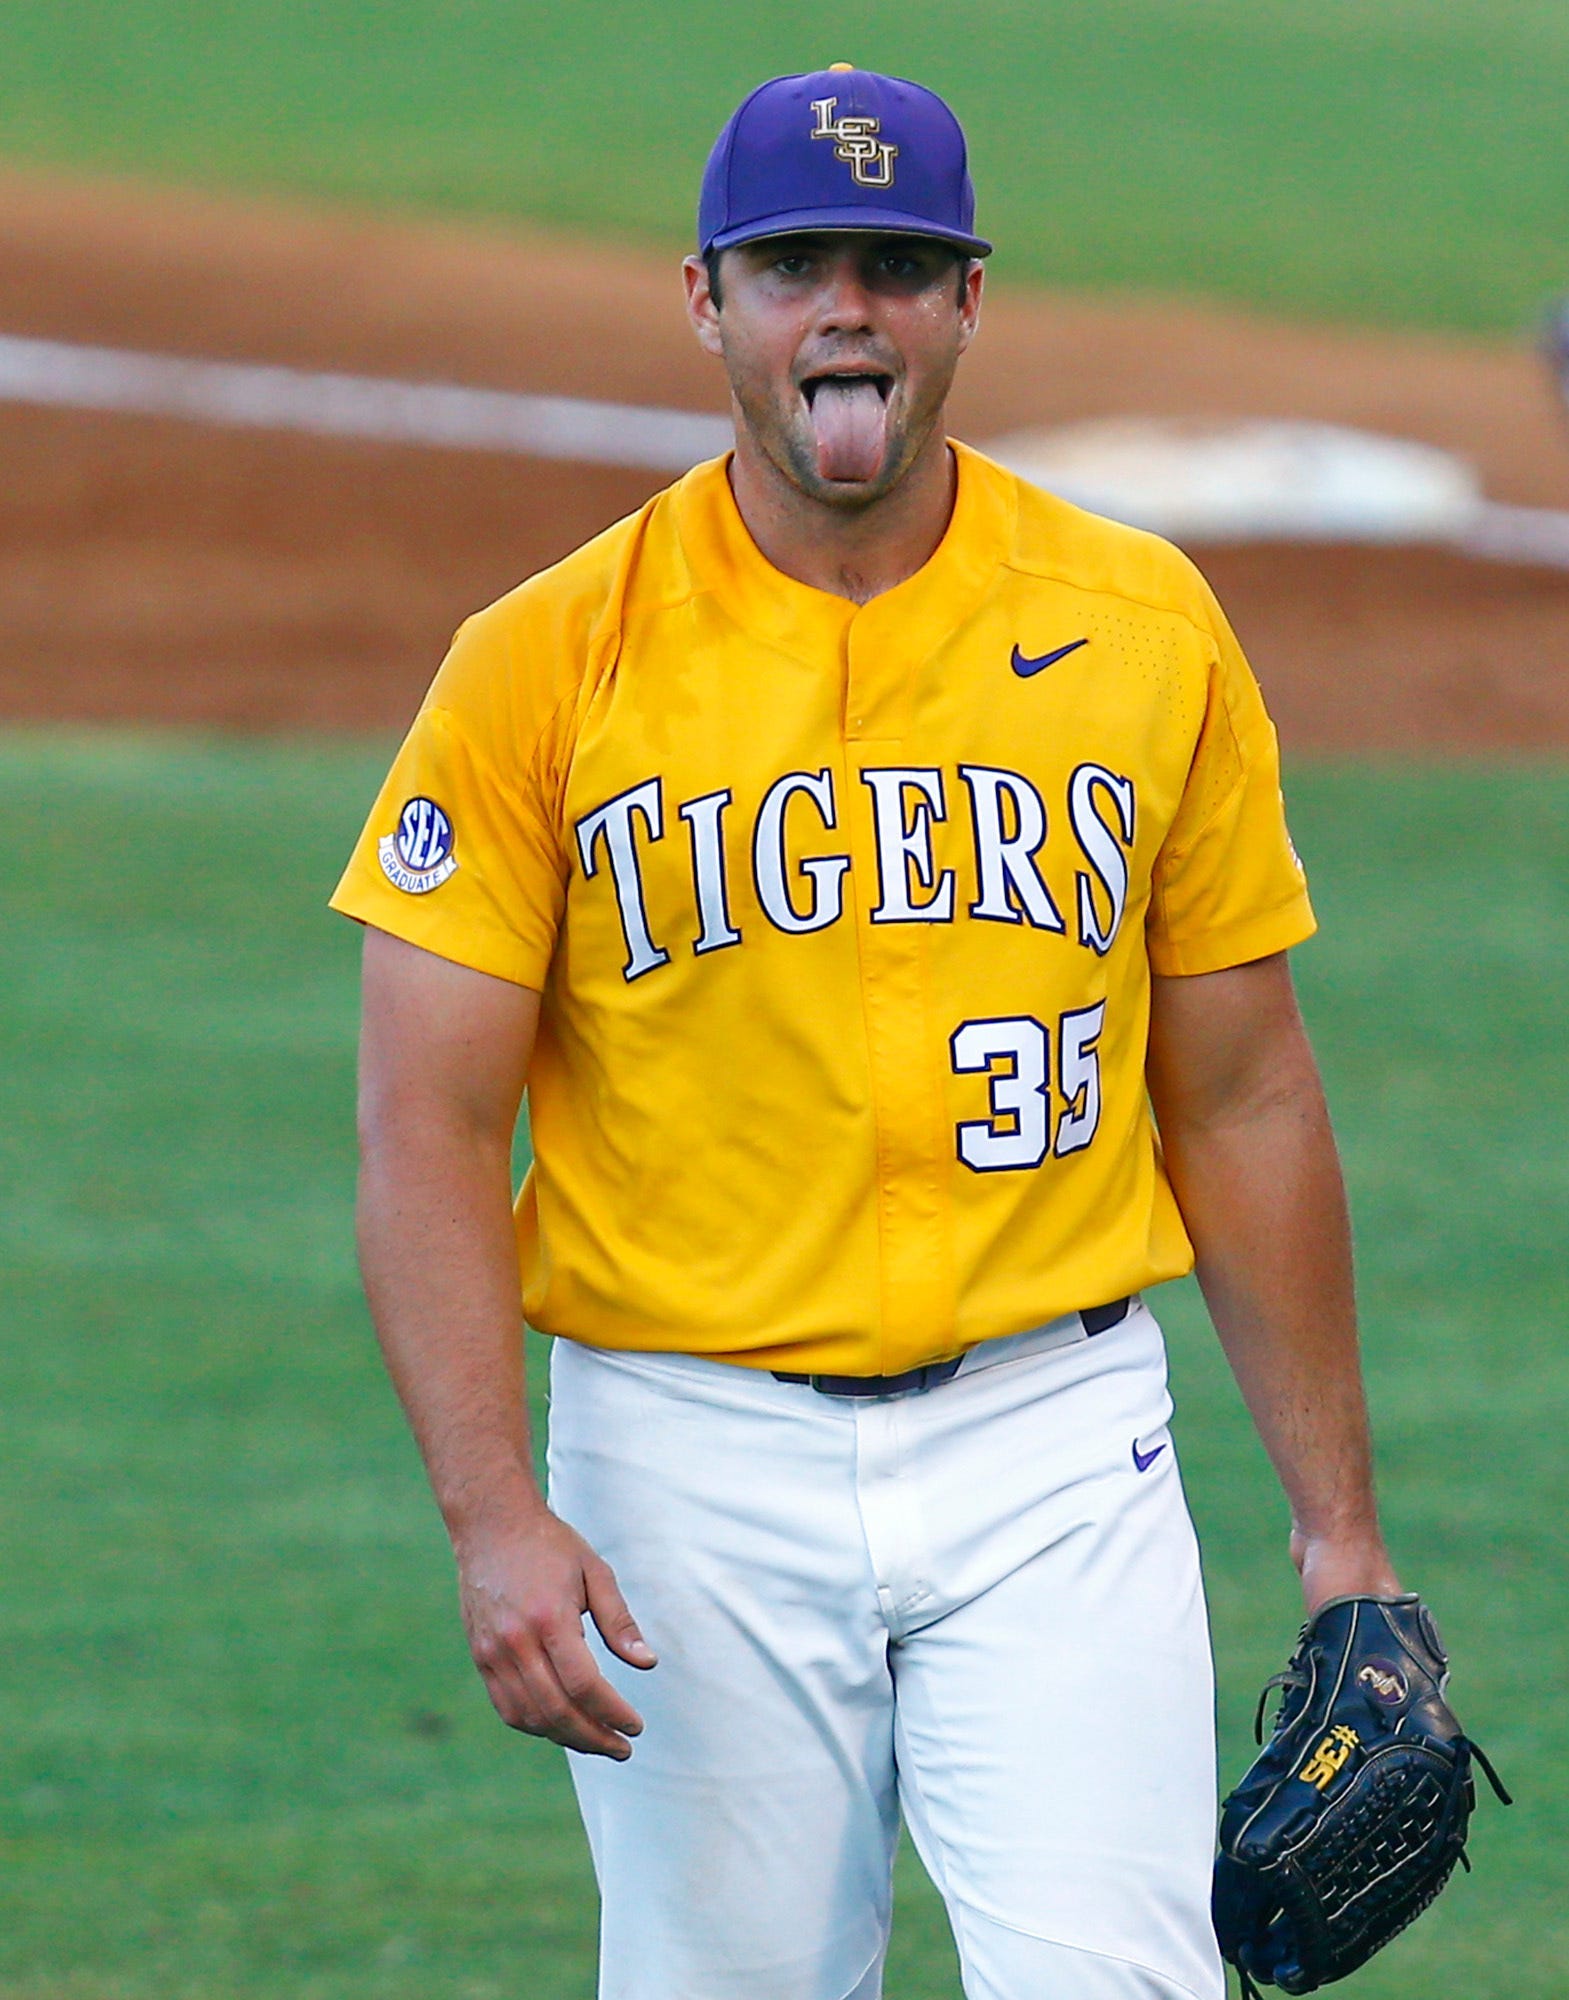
top-left (1011, 638), bottom-right (1089, 677)
top-left (1132, 1438), bottom-right (1167, 1474)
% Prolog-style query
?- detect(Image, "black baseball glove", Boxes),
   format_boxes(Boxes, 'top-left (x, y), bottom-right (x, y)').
top-left (1212, 1593), bottom-right (1509, 1997)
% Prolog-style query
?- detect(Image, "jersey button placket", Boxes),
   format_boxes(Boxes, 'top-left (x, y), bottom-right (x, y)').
top-left (843, 611), bottom-right (957, 1373)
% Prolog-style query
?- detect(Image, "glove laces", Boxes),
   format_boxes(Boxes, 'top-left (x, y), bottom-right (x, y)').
top-left (1460, 1735), bottom-right (1513, 1806)
top-left (1253, 1666), bottom-right (1308, 1743)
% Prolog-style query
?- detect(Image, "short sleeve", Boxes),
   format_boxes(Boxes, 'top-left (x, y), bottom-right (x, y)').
top-left (329, 615), bottom-right (569, 989)
top-left (1147, 582), bottom-right (1316, 976)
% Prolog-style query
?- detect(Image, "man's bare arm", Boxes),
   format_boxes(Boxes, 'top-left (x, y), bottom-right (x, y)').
top-left (1146, 951), bottom-right (1400, 1615)
top-left (356, 926), bottom-right (655, 1760)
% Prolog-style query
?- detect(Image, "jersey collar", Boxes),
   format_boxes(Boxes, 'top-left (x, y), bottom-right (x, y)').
top-left (671, 442), bottom-right (1016, 670)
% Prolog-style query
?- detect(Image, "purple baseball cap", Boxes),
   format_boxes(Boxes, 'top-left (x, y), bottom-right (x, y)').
top-left (698, 66), bottom-right (991, 259)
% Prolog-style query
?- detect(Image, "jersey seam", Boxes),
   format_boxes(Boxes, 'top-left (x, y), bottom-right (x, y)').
top-left (1154, 673), bottom-right (1250, 869)
top-left (339, 894), bottom-right (550, 986)
top-left (433, 690), bottom-right (576, 854)
top-left (478, 476), bottom-right (695, 833)
top-left (617, 580), bottom-right (705, 621)
top-left (997, 551), bottom-right (1223, 647)
top-left (1149, 685), bottom-right (1248, 951)
top-left (999, 540), bottom-right (1258, 875)
top-left (840, 742), bottom-right (897, 1374)
top-left (1149, 888), bottom-right (1314, 973)
top-left (684, 577), bottom-right (848, 675)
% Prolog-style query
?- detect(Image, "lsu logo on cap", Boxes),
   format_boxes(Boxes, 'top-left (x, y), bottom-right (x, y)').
top-left (379, 796), bottom-right (457, 894)
top-left (809, 96), bottom-right (897, 187)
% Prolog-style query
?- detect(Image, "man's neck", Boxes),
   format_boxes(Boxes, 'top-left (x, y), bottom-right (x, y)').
top-left (727, 426), bottom-right (957, 606)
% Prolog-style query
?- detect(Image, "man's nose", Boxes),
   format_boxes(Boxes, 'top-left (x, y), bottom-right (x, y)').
top-left (814, 260), bottom-right (876, 332)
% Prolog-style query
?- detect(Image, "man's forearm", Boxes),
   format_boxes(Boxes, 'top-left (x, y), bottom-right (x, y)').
top-left (357, 1116), bottom-right (546, 1546)
top-left (1148, 958), bottom-right (1399, 1606)
top-left (1164, 1078), bottom-right (1387, 1549)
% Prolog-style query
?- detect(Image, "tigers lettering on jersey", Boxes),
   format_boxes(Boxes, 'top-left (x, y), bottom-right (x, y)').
top-left (571, 760), bottom-right (1135, 980)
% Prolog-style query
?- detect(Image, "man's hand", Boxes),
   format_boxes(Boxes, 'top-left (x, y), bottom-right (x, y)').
top-left (457, 1507), bottom-right (657, 1760)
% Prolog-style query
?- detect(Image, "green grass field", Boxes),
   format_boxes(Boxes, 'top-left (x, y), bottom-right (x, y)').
top-left (1, 0), bottom-right (1567, 333)
top-left (1, 733), bottom-right (1565, 1998)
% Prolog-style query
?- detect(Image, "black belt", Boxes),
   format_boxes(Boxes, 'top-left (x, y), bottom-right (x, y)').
top-left (772, 1296), bottom-right (1131, 1399)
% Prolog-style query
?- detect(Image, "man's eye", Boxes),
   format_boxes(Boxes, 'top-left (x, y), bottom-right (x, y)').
top-left (774, 256), bottom-right (813, 277)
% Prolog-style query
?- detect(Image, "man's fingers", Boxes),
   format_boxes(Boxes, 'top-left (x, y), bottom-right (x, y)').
top-left (478, 1638), bottom-right (636, 1759)
top-left (515, 1647), bottom-right (637, 1758)
top-left (542, 1619), bottom-right (647, 1740)
top-left (583, 1555), bottom-right (658, 1668)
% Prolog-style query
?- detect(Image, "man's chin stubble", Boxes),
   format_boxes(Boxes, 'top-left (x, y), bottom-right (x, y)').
top-left (764, 422), bottom-right (920, 512)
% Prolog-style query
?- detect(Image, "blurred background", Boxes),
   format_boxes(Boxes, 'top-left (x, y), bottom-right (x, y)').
top-left (1, 5), bottom-right (1565, 1996)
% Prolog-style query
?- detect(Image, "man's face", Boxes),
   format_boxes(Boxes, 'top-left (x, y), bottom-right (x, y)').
top-left (684, 233), bottom-right (984, 507)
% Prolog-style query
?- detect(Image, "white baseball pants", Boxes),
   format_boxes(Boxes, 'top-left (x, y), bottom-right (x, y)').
top-left (547, 1302), bottom-right (1225, 2000)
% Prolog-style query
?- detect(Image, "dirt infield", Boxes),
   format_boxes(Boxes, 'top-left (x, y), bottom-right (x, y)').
top-left (3, 167), bottom-right (1567, 750)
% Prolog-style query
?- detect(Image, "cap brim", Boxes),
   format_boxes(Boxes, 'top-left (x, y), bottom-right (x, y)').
top-left (705, 206), bottom-right (991, 257)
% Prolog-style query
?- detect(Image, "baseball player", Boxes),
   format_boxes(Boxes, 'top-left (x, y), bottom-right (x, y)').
top-left (334, 66), bottom-right (1403, 2000)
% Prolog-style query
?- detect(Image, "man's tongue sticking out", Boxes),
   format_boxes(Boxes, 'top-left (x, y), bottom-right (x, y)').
top-left (809, 379), bottom-right (888, 484)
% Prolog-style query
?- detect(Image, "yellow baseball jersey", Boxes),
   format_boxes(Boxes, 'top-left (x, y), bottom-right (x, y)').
top-left (332, 444), bottom-right (1314, 1375)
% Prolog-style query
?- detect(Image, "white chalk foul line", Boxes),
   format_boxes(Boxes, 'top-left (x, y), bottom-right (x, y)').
top-left (0, 332), bottom-right (734, 472)
top-left (2, 331), bottom-right (1568, 568)
top-left (1458, 502), bottom-right (1569, 569)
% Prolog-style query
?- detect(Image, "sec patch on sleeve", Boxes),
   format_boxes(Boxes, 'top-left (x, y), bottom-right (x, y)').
top-left (378, 796), bottom-right (458, 894)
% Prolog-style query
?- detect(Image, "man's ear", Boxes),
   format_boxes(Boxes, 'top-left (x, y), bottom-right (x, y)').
top-left (683, 255), bottom-right (724, 358)
top-left (957, 258), bottom-right (985, 355)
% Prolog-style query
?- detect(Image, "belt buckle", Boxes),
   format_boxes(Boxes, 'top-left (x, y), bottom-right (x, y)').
top-left (862, 1357), bottom-right (962, 1400)
top-left (803, 1358), bottom-right (961, 1399)
top-left (864, 1363), bottom-right (935, 1401)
